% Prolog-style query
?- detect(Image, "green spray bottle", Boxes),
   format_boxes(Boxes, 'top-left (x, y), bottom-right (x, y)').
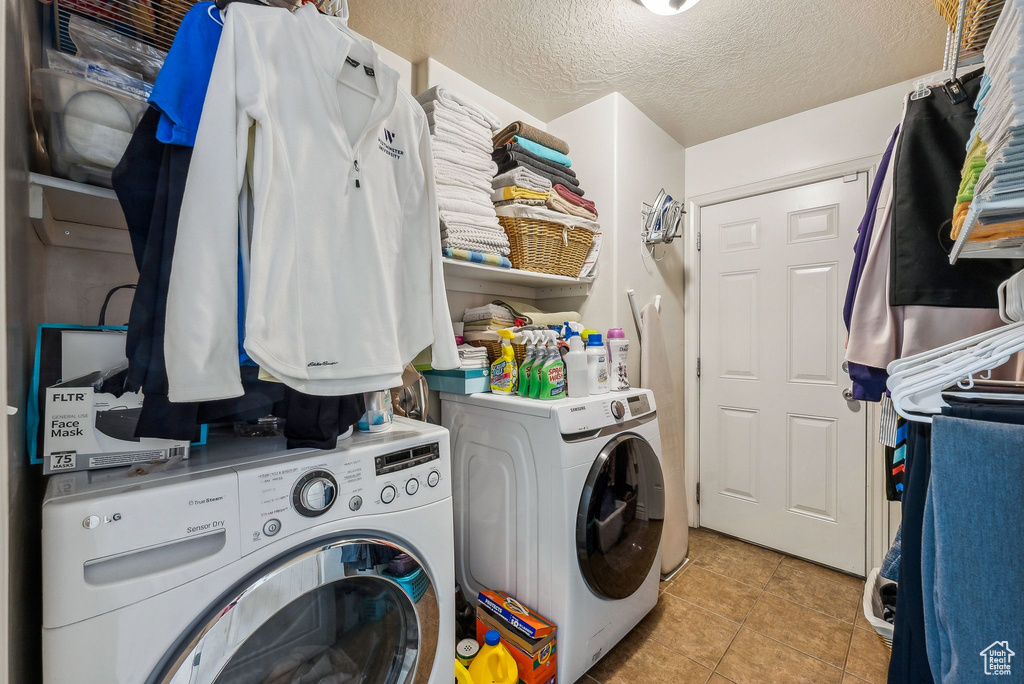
top-left (539, 341), bottom-right (567, 400)
top-left (518, 331), bottom-right (538, 397)
top-left (529, 331), bottom-right (554, 399)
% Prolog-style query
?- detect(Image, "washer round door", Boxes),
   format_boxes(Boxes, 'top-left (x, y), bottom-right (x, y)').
top-left (576, 433), bottom-right (666, 600)
top-left (154, 538), bottom-right (439, 684)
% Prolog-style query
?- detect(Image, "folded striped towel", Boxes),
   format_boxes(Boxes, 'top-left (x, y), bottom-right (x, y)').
top-left (443, 247), bottom-right (512, 269)
top-left (492, 121), bottom-right (570, 155)
top-left (492, 167), bottom-right (552, 192)
top-left (491, 186), bottom-right (550, 202)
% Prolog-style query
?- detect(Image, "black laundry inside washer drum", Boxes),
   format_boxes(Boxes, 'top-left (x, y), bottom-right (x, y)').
top-left (576, 433), bottom-right (665, 600)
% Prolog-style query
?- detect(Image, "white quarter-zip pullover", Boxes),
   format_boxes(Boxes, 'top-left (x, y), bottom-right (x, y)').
top-left (165, 4), bottom-right (458, 402)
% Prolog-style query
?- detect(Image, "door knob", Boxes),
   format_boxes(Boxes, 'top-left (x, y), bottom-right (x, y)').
top-left (842, 388), bottom-right (854, 401)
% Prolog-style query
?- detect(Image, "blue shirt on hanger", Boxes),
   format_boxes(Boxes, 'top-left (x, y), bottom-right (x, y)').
top-left (149, 2), bottom-right (223, 147)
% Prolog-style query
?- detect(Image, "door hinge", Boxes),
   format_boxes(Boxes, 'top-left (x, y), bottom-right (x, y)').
top-left (843, 172), bottom-right (860, 183)
top-left (696, 232), bottom-right (701, 251)
top-left (696, 357), bottom-right (701, 378)
top-left (696, 482), bottom-right (701, 504)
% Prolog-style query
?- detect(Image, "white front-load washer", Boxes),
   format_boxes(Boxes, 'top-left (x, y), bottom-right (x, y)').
top-left (42, 417), bottom-right (455, 684)
top-left (441, 390), bottom-right (664, 684)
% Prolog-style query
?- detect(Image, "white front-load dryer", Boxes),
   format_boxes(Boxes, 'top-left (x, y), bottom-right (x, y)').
top-left (42, 418), bottom-right (455, 684)
top-left (441, 390), bottom-right (664, 684)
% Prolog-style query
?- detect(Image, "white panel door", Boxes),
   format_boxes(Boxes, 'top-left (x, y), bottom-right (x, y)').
top-left (699, 175), bottom-right (868, 574)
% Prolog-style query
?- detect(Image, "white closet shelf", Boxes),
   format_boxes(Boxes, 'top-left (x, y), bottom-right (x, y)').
top-left (954, 237), bottom-right (1024, 260)
top-left (28, 173), bottom-right (132, 255)
top-left (442, 258), bottom-right (593, 299)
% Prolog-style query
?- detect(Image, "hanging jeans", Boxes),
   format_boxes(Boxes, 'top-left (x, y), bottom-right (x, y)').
top-left (921, 415), bottom-right (1024, 682)
top-left (888, 421), bottom-right (935, 684)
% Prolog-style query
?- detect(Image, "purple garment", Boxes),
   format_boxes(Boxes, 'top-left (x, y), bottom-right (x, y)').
top-left (850, 363), bottom-right (888, 401)
top-left (845, 126), bottom-right (899, 401)
top-left (844, 125), bottom-right (899, 331)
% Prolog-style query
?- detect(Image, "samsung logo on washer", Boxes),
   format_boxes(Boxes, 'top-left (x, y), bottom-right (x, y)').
top-left (570, 406), bottom-right (587, 413)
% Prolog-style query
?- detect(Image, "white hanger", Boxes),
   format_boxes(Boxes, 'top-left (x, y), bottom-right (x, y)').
top-left (888, 269), bottom-right (1024, 422)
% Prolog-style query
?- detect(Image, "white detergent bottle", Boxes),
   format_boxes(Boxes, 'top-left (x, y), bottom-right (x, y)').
top-left (565, 331), bottom-right (589, 398)
top-left (586, 333), bottom-right (610, 394)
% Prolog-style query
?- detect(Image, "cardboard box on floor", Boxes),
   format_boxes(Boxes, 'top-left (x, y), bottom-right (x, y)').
top-left (475, 590), bottom-right (557, 684)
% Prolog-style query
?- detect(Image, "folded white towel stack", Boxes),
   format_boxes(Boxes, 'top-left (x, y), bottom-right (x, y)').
top-left (457, 344), bottom-right (490, 370)
top-left (416, 86), bottom-right (510, 258)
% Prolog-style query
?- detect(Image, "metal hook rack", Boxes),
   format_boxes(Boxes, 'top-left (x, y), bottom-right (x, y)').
top-left (640, 189), bottom-right (685, 246)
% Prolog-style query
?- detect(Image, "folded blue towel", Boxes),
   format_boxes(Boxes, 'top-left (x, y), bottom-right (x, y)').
top-left (513, 135), bottom-right (572, 168)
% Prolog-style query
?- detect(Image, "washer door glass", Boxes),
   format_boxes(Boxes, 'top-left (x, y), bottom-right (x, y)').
top-left (156, 539), bottom-right (438, 684)
top-left (576, 434), bottom-right (665, 600)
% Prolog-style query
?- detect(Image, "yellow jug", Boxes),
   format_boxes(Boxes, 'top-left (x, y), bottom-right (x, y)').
top-left (455, 659), bottom-right (475, 684)
top-left (468, 630), bottom-right (517, 684)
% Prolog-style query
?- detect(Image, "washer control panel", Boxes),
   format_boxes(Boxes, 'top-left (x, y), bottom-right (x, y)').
top-left (292, 470), bottom-right (337, 517)
top-left (374, 442), bottom-right (441, 476)
top-left (236, 436), bottom-right (449, 554)
top-left (556, 389), bottom-right (657, 435)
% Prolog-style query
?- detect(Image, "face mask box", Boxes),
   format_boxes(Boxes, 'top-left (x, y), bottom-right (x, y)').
top-left (42, 384), bottom-right (189, 475)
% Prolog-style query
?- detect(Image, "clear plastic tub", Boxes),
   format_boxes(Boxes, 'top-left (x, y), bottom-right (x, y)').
top-left (33, 68), bottom-right (148, 187)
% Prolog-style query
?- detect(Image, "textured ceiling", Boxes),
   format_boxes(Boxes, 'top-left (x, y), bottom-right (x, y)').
top-left (348, 0), bottom-right (948, 146)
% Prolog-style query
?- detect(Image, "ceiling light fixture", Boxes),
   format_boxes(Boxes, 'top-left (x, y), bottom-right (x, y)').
top-left (633, 0), bottom-right (702, 15)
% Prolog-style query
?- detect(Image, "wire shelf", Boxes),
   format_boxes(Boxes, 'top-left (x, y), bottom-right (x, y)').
top-left (50, 0), bottom-right (342, 56)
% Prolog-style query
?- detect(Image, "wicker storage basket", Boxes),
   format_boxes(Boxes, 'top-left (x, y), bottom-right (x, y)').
top-left (467, 339), bottom-right (527, 365)
top-left (499, 215), bottom-right (593, 278)
top-left (932, 0), bottom-right (1004, 59)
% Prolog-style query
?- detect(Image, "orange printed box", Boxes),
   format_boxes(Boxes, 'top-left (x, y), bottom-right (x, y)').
top-left (476, 614), bottom-right (557, 684)
top-left (477, 589), bottom-right (556, 640)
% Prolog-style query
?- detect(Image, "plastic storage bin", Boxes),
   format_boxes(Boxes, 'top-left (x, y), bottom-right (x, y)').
top-left (424, 369), bottom-right (491, 394)
top-left (386, 567), bottom-right (429, 603)
top-left (33, 68), bottom-right (148, 187)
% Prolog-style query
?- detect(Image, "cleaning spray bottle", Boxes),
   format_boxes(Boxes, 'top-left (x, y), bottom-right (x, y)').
top-left (540, 340), bottom-right (567, 400)
top-left (565, 330), bottom-right (589, 398)
top-left (529, 332), bottom-right (555, 399)
top-left (518, 331), bottom-right (537, 397)
top-left (489, 329), bottom-right (518, 394)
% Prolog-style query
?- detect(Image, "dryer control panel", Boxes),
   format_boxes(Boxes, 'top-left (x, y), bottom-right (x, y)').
top-left (236, 434), bottom-right (450, 554)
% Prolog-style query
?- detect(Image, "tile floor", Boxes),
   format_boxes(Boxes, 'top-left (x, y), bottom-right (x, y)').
top-left (576, 528), bottom-right (892, 684)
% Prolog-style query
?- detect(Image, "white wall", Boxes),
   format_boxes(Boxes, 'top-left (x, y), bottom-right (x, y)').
top-left (685, 78), bottom-right (915, 198)
top-left (376, 44), bottom-right (414, 92)
top-left (547, 93), bottom-right (686, 390)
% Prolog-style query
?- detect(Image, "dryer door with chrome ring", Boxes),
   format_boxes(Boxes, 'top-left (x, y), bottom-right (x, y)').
top-left (154, 537), bottom-right (439, 684)
top-left (576, 433), bottom-right (665, 600)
